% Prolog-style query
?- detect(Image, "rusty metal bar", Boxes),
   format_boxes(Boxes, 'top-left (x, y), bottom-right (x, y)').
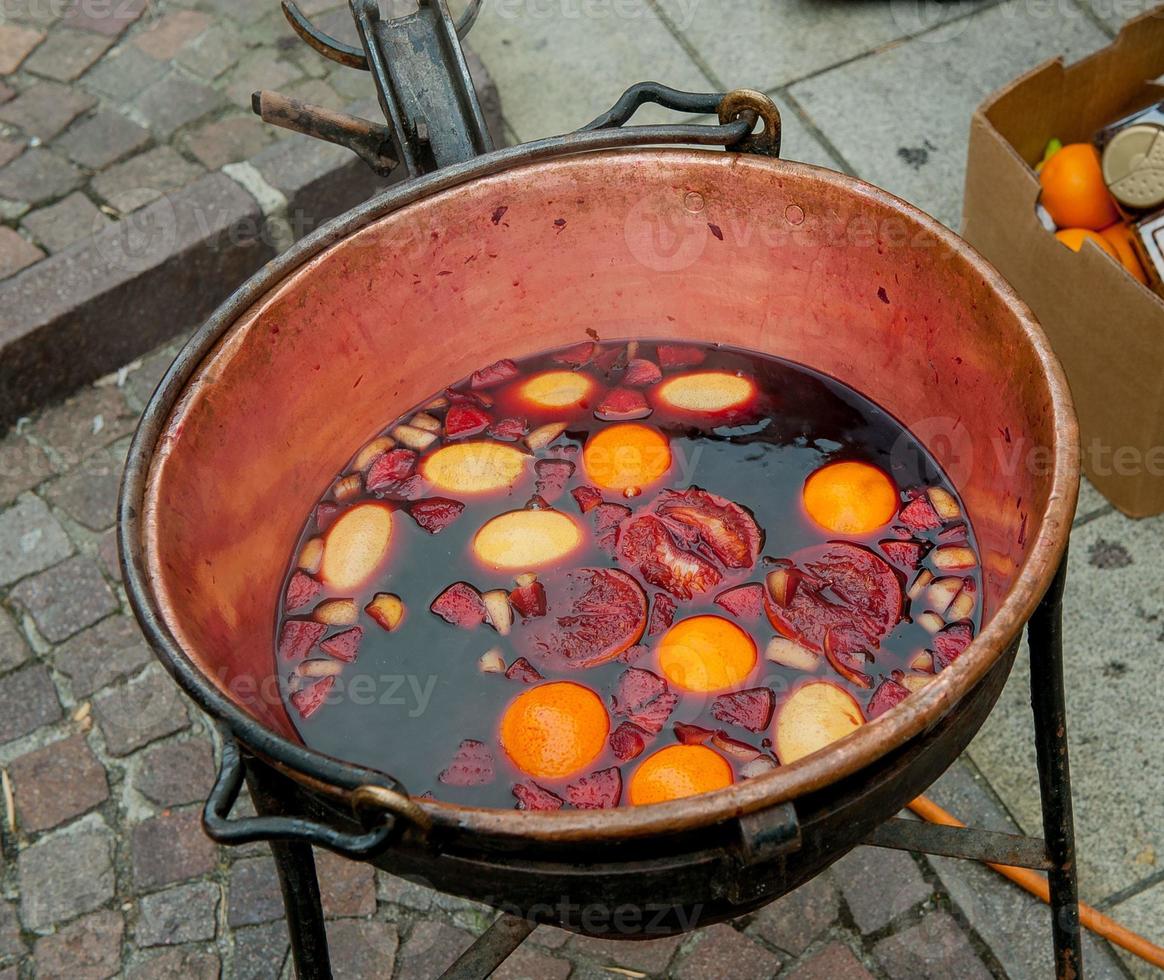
top-left (860, 817), bottom-right (1054, 870)
top-left (439, 913), bottom-right (537, 980)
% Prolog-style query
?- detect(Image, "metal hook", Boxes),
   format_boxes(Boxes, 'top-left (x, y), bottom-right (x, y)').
top-left (717, 88), bottom-right (782, 158)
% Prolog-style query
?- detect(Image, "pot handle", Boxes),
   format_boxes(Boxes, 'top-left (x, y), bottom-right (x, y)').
top-left (202, 736), bottom-right (429, 858)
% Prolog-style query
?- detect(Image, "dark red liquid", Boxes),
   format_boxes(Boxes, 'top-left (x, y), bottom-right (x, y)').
top-left (275, 341), bottom-right (981, 809)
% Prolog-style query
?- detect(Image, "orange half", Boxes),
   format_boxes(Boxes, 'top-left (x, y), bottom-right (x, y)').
top-left (582, 423), bottom-right (671, 492)
top-left (499, 681), bottom-right (609, 780)
top-left (628, 744), bottom-right (733, 805)
top-left (656, 615), bottom-right (757, 692)
top-left (802, 460), bottom-right (897, 535)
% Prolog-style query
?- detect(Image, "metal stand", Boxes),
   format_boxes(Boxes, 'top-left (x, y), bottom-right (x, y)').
top-left (248, 555), bottom-right (1082, 980)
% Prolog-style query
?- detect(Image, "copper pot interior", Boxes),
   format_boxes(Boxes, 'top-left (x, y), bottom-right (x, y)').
top-left (144, 151), bottom-right (1056, 748)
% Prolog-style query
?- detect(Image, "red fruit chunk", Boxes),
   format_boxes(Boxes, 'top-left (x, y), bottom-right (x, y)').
top-left (519, 567), bottom-right (647, 669)
top-left (654, 487), bottom-right (763, 570)
top-left (487, 416), bottom-right (528, 441)
top-left (565, 767), bottom-right (622, 809)
top-left (595, 387), bottom-right (651, 421)
top-left (504, 657), bottom-right (544, 683)
top-left (618, 643), bottom-right (648, 664)
top-left (439, 739), bottom-right (495, 786)
top-left (711, 687), bottom-right (775, 732)
top-left (552, 341), bottom-right (597, 366)
top-left (513, 780), bottom-right (564, 810)
top-left (624, 358), bottom-right (662, 387)
top-left (647, 593), bottom-right (676, 636)
top-left (714, 583), bottom-right (765, 620)
top-left (445, 404), bottom-right (491, 439)
top-left (366, 448), bottom-right (417, 491)
top-left (712, 730), bottom-right (762, 762)
top-left (315, 501), bottom-right (339, 531)
top-left (409, 497), bottom-right (465, 534)
top-left (611, 667), bottom-right (667, 714)
top-left (447, 387), bottom-right (491, 408)
top-left (430, 582), bottom-right (487, 628)
top-left (285, 571), bottom-right (321, 611)
top-left (824, 630), bottom-right (873, 689)
top-left (594, 344), bottom-right (628, 374)
top-left (899, 493), bottom-right (941, 532)
top-left (509, 580), bottom-right (547, 618)
top-left (939, 522), bottom-right (969, 543)
top-left (471, 359), bottom-right (519, 388)
top-left (880, 539), bottom-right (926, 569)
top-left (931, 622), bottom-right (974, 670)
top-left (571, 485), bottom-right (603, 513)
top-left (591, 502), bottom-right (631, 553)
top-left (674, 722), bottom-right (714, 745)
top-left (868, 677), bottom-right (911, 719)
top-left (534, 459), bottom-right (575, 502)
top-left (628, 691), bottom-right (679, 735)
top-left (657, 344), bottom-right (706, 369)
top-left (291, 676), bottom-right (334, 719)
top-left (320, 626), bottom-right (363, 663)
top-left (279, 620), bottom-right (326, 661)
top-left (616, 513), bottom-right (721, 599)
top-left (610, 721), bottom-right (648, 761)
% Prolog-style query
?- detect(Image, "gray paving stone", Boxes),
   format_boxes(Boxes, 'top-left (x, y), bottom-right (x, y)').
top-left (231, 920), bottom-right (290, 980)
top-left (125, 945), bottom-right (221, 980)
top-left (26, 383), bottom-right (137, 470)
top-left (0, 81), bottom-right (95, 141)
top-left (175, 22), bottom-right (243, 79)
top-left (0, 663), bottom-right (62, 745)
top-left (92, 663), bottom-right (189, 756)
top-left (789, 1), bottom-right (1109, 228)
top-left (23, 27), bottom-right (114, 81)
top-left (90, 145), bottom-right (206, 213)
top-left (0, 225), bottom-right (43, 277)
top-left (0, 900), bottom-right (26, 961)
top-left (130, 807), bottom-right (218, 890)
top-left (21, 192), bottom-right (111, 254)
top-left (872, 911), bottom-right (992, 980)
top-left (0, 148), bottom-right (83, 206)
top-left (314, 848), bottom-right (377, 918)
top-left (40, 443), bottom-right (123, 529)
top-left (832, 845), bottom-right (933, 934)
top-left (19, 813), bottom-right (115, 930)
top-left (492, 944), bottom-right (573, 980)
top-left (325, 919), bottom-right (399, 979)
top-left (782, 940), bottom-right (874, 980)
top-left (395, 920), bottom-right (477, 979)
top-left (56, 109), bottom-right (151, 169)
top-left (0, 607), bottom-right (31, 673)
top-left (969, 509), bottom-right (1164, 898)
top-left (130, 735), bottom-right (215, 806)
top-left (32, 907), bottom-right (123, 979)
top-left (672, 923), bottom-right (783, 979)
top-left (746, 871), bottom-right (839, 956)
top-left (133, 72), bottom-right (224, 138)
top-left (1107, 881), bottom-right (1164, 980)
top-left (228, 855), bottom-right (284, 927)
top-left (135, 880), bottom-right (219, 946)
top-left (51, 612), bottom-right (153, 699)
top-left (569, 930), bottom-right (683, 974)
top-left (180, 113), bottom-right (274, 169)
top-left (81, 44), bottom-right (168, 101)
top-left (377, 870), bottom-right (436, 911)
top-left (1087, 0), bottom-right (1161, 31)
top-left (0, 23), bottom-right (44, 73)
top-left (8, 733), bottom-right (109, 833)
top-left (132, 9), bottom-right (212, 60)
top-left (0, 434), bottom-right (52, 506)
top-left (9, 554), bottom-right (119, 643)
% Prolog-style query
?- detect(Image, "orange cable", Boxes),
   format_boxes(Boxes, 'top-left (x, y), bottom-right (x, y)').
top-left (908, 795), bottom-right (1164, 970)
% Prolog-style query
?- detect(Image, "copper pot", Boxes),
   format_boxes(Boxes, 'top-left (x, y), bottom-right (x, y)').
top-left (120, 135), bottom-right (1078, 930)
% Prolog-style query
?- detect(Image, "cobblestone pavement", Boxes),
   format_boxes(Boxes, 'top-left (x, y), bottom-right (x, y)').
top-left (3, 0), bottom-right (1164, 978)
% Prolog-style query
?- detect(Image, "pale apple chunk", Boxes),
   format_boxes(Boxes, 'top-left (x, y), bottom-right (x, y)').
top-left (907, 568), bottom-right (933, 600)
top-left (333, 473), bottom-right (362, 502)
top-left (481, 589), bottom-right (514, 635)
top-left (916, 610), bottom-right (945, 634)
top-left (410, 412), bottom-right (442, 433)
top-left (518, 370), bottom-right (596, 409)
top-left (353, 436), bottom-right (394, 472)
top-left (908, 650), bottom-right (933, 673)
top-left (926, 576), bottom-right (963, 615)
top-left (765, 636), bottom-right (819, 672)
top-left (420, 442), bottom-right (527, 494)
top-left (472, 510), bottom-right (583, 570)
top-left (319, 502), bottom-right (394, 590)
top-left (365, 593), bottom-right (405, 631)
top-left (933, 545), bottom-right (977, 571)
top-left (927, 486), bottom-right (961, 520)
top-left (656, 371), bottom-right (756, 413)
top-left (947, 586), bottom-right (976, 622)
top-left (392, 423), bottom-right (439, 451)
top-left (773, 681), bottom-right (864, 764)
top-left (525, 422), bottom-right (568, 451)
top-left (298, 537), bottom-right (324, 575)
top-left (902, 674), bottom-right (932, 693)
top-left (479, 648), bottom-right (506, 673)
top-left (313, 598), bottom-right (358, 625)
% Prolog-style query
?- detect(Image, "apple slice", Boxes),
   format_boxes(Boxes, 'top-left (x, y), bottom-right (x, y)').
top-left (298, 538), bottom-right (324, 575)
top-left (472, 509), bottom-right (583, 570)
top-left (525, 421), bottom-right (569, 451)
top-left (741, 755), bottom-right (779, 779)
top-left (481, 589), bottom-right (514, 635)
top-left (916, 610), bottom-right (945, 634)
top-left (926, 577), bottom-right (963, 615)
top-left (518, 370), bottom-right (597, 410)
top-left (908, 650), bottom-right (933, 673)
top-left (947, 579), bottom-right (976, 622)
top-left (765, 567), bottom-right (800, 608)
top-left (332, 473), bottom-right (362, 502)
top-left (479, 648), bottom-right (506, 673)
top-left (365, 593), bottom-right (405, 631)
top-left (765, 636), bottom-right (819, 672)
top-left (319, 503), bottom-right (393, 591)
top-left (392, 423), bottom-right (438, 451)
top-left (928, 486), bottom-right (962, 521)
top-left (313, 598), bottom-right (358, 626)
top-left (933, 545), bottom-right (977, 570)
top-left (902, 674), bottom-right (932, 693)
top-left (655, 371), bottom-right (756, 414)
top-left (409, 412), bottom-right (442, 434)
top-left (420, 441), bottom-right (527, 494)
top-left (773, 681), bottom-right (864, 765)
top-left (353, 436), bottom-right (395, 472)
top-left (907, 568), bottom-right (933, 601)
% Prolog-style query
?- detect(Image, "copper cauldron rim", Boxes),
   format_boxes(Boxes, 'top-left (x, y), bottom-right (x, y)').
top-left (121, 141), bottom-right (1080, 844)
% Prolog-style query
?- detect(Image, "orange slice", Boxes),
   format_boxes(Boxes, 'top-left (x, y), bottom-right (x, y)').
top-left (582, 423), bottom-right (671, 492)
top-left (420, 441), bottom-right (527, 494)
top-left (802, 461), bottom-right (897, 535)
top-left (518, 370), bottom-right (597, 410)
top-left (319, 502), bottom-right (393, 591)
top-left (773, 681), bottom-right (864, 764)
top-left (628, 744), bottom-right (733, 805)
top-left (472, 510), bottom-right (583, 570)
top-left (499, 681), bottom-right (609, 780)
top-left (656, 615), bottom-right (757, 692)
top-left (655, 371), bottom-right (756, 413)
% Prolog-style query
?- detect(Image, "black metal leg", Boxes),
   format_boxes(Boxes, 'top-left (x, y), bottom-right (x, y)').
top-left (1028, 554), bottom-right (1083, 980)
top-left (440, 913), bottom-right (537, 980)
top-left (246, 759), bottom-right (333, 980)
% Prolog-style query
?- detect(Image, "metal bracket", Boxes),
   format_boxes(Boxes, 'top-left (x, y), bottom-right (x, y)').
top-left (861, 817), bottom-right (1054, 870)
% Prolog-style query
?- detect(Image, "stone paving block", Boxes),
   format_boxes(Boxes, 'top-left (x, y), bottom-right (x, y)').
top-left (176, 22), bottom-right (245, 80)
top-left (134, 72), bottom-right (224, 138)
top-left (0, 493), bottom-right (73, 587)
top-left (51, 612), bottom-right (152, 699)
top-left (131, 807), bottom-right (218, 890)
top-left (224, 49), bottom-right (303, 107)
top-left (23, 28), bottom-right (114, 81)
top-left (32, 907), bottom-right (123, 979)
top-left (970, 509), bottom-right (1164, 899)
top-left (0, 24), bottom-right (44, 73)
top-left (131, 735), bottom-right (215, 806)
top-left (831, 845), bottom-right (932, 934)
top-left (377, 870), bottom-right (436, 911)
top-left (568, 931), bottom-right (683, 974)
top-left (228, 855), bottom-right (285, 927)
top-left (0, 226), bottom-right (43, 278)
top-left (396, 920), bottom-right (476, 980)
top-left (0, 81), bottom-right (95, 141)
top-left (19, 813), bottom-right (115, 930)
top-left (181, 113), bottom-right (274, 169)
top-left (125, 945), bottom-right (221, 980)
top-left (0, 663), bottom-right (63, 745)
top-left (872, 911), bottom-right (992, 980)
top-left (62, 0), bottom-right (148, 36)
top-left (9, 554), bottom-right (119, 642)
top-left (231, 920), bottom-right (290, 980)
top-left (314, 848), bottom-right (377, 918)
top-left (0, 147), bottom-right (82, 208)
top-left (1108, 881), bottom-right (1164, 980)
top-left (325, 919), bottom-right (399, 979)
top-left (789, 1), bottom-right (1109, 229)
top-left (0, 138), bottom-right (22, 169)
top-left (493, 944), bottom-right (573, 980)
top-left (782, 940), bottom-right (874, 980)
top-left (56, 109), bottom-right (150, 169)
top-left (21, 192), bottom-right (111, 254)
top-left (672, 923), bottom-right (783, 979)
top-left (1089, 0), bottom-right (1161, 31)
top-left (133, 10), bottom-right (212, 60)
top-left (8, 733), bottom-right (109, 833)
top-left (40, 443), bottom-right (122, 529)
top-left (92, 664), bottom-right (190, 755)
top-left (0, 901), bottom-right (26, 961)
top-left (96, 526), bottom-right (120, 582)
top-left (91, 145), bottom-right (206, 213)
top-left (136, 880), bottom-right (220, 946)
top-left (0, 434), bottom-right (51, 506)
top-left (26, 383), bottom-right (136, 471)
top-left (0, 606), bottom-right (31, 673)
top-left (82, 44), bottom-right (168, 101)
top-left (746, 871), bottom-right (839, 956)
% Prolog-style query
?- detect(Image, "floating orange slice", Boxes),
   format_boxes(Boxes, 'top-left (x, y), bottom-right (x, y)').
top-left (656, 615), bottom-right (757, 692)
top-left (472, 510), bottom-right (583, 570)
top-left (499, 681), bottom-right (609, 780)
top-left (802, 461), bottom-right (897, 535)
top-left (420, 442), bottom-right (526, 494)
top-left (628, 744), bottom-right (733, 805)
top-left (773, 681), bottom-right (864, 764)
top-left (518, 370), bottom-right (597, 410)
top-left (318, 502), bottom-right (393, 590)
top-left (655, 371), bottom-right (756, 413)
top-left (582, 423), bottom-right (671, 492)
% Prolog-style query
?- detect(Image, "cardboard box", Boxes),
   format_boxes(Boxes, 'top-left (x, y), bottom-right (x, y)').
top-left (962, 9), bottom-right (1164, 518)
